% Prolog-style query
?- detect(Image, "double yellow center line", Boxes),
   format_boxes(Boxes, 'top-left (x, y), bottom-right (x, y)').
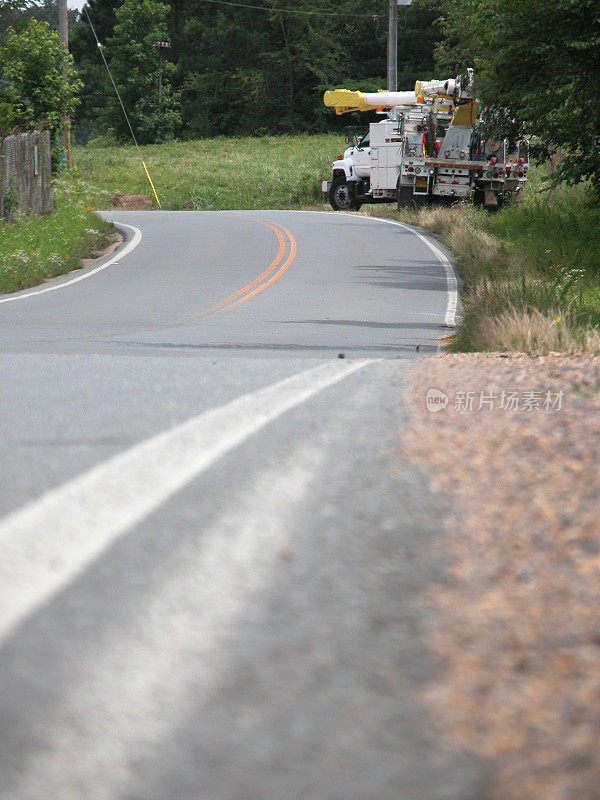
top-left (203, 219), bottom-right (297, 315)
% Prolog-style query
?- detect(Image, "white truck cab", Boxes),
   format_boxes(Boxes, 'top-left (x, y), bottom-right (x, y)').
top-left (324, 129), bottom-right (371, 210)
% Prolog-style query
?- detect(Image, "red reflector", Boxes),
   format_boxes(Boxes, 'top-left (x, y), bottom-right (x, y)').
top-left (337, 155), bottom-right (344, 160)
top-left (408, 167), bottom-right (414, 172)
top-left (518, 171), bottom-right (524, 177)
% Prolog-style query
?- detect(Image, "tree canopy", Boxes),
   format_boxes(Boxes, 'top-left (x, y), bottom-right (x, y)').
top-left (435, 0), bottom-right (600, 191)
top-left (102, 0), bottom-right (181, 143)
top-left (0, 18), bottom-right (82, 136)
top-left (70, 0), bottom-right (438, 140)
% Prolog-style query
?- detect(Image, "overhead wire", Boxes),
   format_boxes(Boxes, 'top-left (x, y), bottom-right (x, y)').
top-left (83, 5), bottom-right (162, 208)
top-left (194, 0), bottom-right (384, 18)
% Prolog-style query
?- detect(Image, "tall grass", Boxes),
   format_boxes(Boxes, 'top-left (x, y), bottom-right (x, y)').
top-left (397, 168), bottom-right (600, 354)
top-left (73, 134), bottom-right (345, 210)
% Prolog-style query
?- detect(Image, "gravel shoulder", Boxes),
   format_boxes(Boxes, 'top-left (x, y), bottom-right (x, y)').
top-left (401, 353), bottom-right (600, 800)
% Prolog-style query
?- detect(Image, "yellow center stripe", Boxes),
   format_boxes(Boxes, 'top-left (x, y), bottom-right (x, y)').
top-left (204, 219), bottom-right (297, 315)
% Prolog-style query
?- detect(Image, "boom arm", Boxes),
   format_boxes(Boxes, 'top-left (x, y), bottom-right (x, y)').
top-left (324, 73), bottom-right (477, 126)
top-left (323, 88), bottom-right (417, 115)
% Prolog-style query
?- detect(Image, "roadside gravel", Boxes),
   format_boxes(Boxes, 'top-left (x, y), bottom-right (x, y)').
top-left (402, 353), bottom-right (600, 800)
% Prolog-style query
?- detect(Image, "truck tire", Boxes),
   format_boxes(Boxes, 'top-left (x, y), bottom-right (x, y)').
top-left (329, 176), bottom-right (360, 211)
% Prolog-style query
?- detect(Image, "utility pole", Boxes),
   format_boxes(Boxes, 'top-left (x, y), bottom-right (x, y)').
top-left (387, 0), bottom-right (397, 91)
top-left (156, 41), bottom-right (171, 113)
top-left (389, 0), bottom-right (412, 92)
top-left (58, 0), bottom-right (71, 168)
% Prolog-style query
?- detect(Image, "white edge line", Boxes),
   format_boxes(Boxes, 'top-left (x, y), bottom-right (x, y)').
top-left (0, 359), bottom-right (376, 644)
top-left (0, 222), bottom-right (142, 305)
top-left (343, 214), bottom-right (460, 328)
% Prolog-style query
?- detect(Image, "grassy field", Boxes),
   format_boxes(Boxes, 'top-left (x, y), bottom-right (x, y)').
top-left (71, 134), bottom-right (344, 210)
top-left (1, 133), bottom-right (599, 355)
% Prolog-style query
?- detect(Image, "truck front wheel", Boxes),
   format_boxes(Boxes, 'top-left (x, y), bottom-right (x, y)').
top-left (329, 176), bottom-right (360, 211)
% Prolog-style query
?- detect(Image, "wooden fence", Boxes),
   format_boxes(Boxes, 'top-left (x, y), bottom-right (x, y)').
top-left (0, 131), bottom-right (54, 221)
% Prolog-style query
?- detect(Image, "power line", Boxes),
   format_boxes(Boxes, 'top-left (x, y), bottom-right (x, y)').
top-left (195, 0), bottom-right (383, 19)
top-left (83, 6), bottom-right (162, 208)
top-left (83, 7), bottom-right (140, 151)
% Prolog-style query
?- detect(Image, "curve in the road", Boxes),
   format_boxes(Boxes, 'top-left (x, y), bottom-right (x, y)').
top-left (204, 218), bottom-right (296, 314)
top-left (0, 222), bottom-right (143, 305)
top-left (0, 209), bottom-right (461, 356)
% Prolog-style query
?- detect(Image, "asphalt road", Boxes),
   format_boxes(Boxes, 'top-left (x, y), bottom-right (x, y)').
top-left (0, 211), bottom-right (480, 799)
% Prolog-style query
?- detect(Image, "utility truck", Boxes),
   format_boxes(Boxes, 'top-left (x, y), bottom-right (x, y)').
top-left (322, 70), bottom-right (529, 211)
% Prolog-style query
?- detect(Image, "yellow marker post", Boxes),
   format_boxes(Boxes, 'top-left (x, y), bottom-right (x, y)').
top-left (142, 161), bottom-right (162, 209)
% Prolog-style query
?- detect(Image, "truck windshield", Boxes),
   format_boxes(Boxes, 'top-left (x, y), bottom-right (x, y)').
top-left (357, 132), bottom-right (370, 149)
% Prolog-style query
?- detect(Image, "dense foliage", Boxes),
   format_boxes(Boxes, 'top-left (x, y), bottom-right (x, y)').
top-left (0, 19), bottom-right (82, 137)
top-left (435, 0), bottom-right (600, 192)
top-left (103, 0), bottom-right (181, 143)
top-left (70, 0), bottom-right (133, 141)
top-left (174, 0), bottom-right (439, 137)
top-left (71, 0), bottom-right (438, 140)
top-left (1, 0), bottom-right (78, 39)
top-left (0, 1), bottom-right (29, 36)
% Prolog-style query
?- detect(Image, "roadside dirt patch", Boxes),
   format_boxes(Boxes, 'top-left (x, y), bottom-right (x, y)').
top-left (110, 193), bottom-right (153, 210)
top-left (402, 353), bottom-right (600, 800)
top-left (80, 231), bottom-right (123, 270)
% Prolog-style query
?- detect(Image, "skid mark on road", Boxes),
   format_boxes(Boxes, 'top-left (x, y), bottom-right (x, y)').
top-left (0, 359), bottom-right (374, 646)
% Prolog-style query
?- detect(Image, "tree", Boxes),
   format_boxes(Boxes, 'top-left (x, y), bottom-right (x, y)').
top-left (0, 1), bottom-right (29, 37)
top-left (170, 0), bottom-right (438, 138)
top-left (0, 18), bottom-right (82, 137)
top-left (103, 0), bottom-right (180, 143)
top-left (171, 0), bottom-right (347, 137)
top-left (70, 0), bottom-right (439, 139)
top-left (435, 0), bottom-right (600, 193)
top-left (70, 0), bottom-right (123, 141)
top-left (21, 0), bottom-right (79, 33)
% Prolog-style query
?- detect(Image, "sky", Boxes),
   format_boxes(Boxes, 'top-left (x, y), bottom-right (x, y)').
top-left (68, 0), bottom-right (87, 9)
